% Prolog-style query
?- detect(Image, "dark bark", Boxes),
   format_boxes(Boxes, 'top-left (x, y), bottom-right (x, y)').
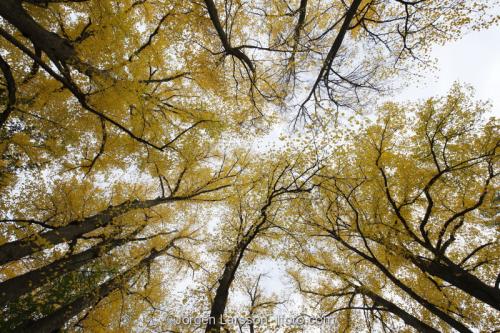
top-left (205, 241), bottom-right (249, 333)
top-left (204, 163), bottom-right (317, 332)
top-left (203, 0), bottom-right (255, 73)
top-left (287, 0), bottom-right (307, 77)
top-left (0, 237), bottom-right (130, 306)
top-left (413, 257), bottom-right (500, 311)
top-left (0, 54), bottom-right (16, 129)
top-left (0, 0), bottom-right (76, 65)
top-left (330, 231), bottom-right (473, 333)
top-left (293, 0), bottom-right (308, 44)
top-left (359, 288), bottom-right (440, 333)
top-left (16, 243), bottom-right (174, 333)
top-left (300, 0), bottom-right (363, 107)
top-left (0, 195), bottom-right (192, 265)
top-left (205, 198), bottom-right (274, 332)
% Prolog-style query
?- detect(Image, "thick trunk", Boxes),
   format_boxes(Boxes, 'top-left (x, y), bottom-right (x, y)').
top-left (414, 257), bottom-right (500, 311)
top-left (0, 54), bottom-right (16, 129)
top-left (205, 244), bottom-right (247, 333)
top-left (360, 288), bottom-right (440, 332)
top-left (16, 244), bottom-right (172, 333)
top-left (0, 237), bottom-right (129, 306)
top-left (205, 202), bottom-right (271, 332)
top-left (0, 197), bottom-right (177, 265)
top-left (334, 235), bottom-right (473, 333)
top-left (0, 0), bottom-right (76, 64)
top-left (373, 261), bottom-right (471, 332)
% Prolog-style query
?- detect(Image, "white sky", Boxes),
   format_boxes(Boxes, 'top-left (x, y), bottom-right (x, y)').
top-left (394, 27), bottom-right (500, 116)
top-left (252, 26), bottom-right (500, 152)
top-left (243, 25), bottom-right (500, 327)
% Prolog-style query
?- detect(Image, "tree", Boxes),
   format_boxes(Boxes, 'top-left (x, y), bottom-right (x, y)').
top-left (203, 155), bottom-right (319, 332)
top-left (1, 0), bottom-right (498, 332)
top-left (0, 151), bottom-right (243, 331)
top-left (0, 0), bottom-right (495, 135)
top-left (15, 231), bottom-right (194, 333)
top-left (293, 85), bottom-right (499, 332)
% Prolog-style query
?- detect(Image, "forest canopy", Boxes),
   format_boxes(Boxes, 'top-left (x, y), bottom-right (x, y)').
top-left (0, 0), bottom-right (498, 332)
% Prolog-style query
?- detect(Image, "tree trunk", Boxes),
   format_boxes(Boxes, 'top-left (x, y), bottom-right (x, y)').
top-left (15, 243), bottom-right (173, 333)
top-left (333, 234), bottom-right (473, 333)
top-left (413, 257), bottom-right (500, 311)
top-left (0, 196), bottom-right (181, 265)
top-left (0, 0), bottom-right (76, 64)
top-left (359, 287), bottom-right (440, 333)
top-left (205, 242), bottom-right (248, 333)
top-left (370, 258), bottom-right (472, 332)
top-left (0, 237), bottom-right (130, 306)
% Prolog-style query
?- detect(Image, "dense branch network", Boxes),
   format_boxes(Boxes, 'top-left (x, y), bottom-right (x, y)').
top-left (0, 1), bottom-right (497, 332)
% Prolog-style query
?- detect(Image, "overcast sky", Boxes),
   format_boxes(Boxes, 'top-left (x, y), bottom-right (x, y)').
top-left (251, 24), bottom-right (500, 294)
top-left (394, 27), bottom-right (500, 116)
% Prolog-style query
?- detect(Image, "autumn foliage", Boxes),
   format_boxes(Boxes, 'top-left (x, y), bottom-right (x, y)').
top-left (0, 0), bottom-right (498, 332)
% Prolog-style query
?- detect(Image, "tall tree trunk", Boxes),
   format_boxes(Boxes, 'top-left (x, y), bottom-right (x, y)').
top-left (413, 257), bottom-right (500, 311)
top-left (0, 0), bottom-right (76, 65)
top-left (333, 233), bottom-right (473, 333)
top-left (0, 236), bottom-right (130, 306)
top-left (0, 196), bottom-right (187, 265)
top-left (15, 243), bottom-right (175, 333)
top-left (205, 187), bottom-right (282, 332)
top-left (358, 287), bottom-right (440, 333)
top-left (0, 54), bottom-right (16, 129)
top-left (205, 241), bottom-right (249, 333)
top-left (370, 257), bottom-right (471, 332)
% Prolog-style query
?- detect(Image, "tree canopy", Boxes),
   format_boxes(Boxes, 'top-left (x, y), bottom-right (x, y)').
top-left (0, 1), bottom-right (498, 332)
